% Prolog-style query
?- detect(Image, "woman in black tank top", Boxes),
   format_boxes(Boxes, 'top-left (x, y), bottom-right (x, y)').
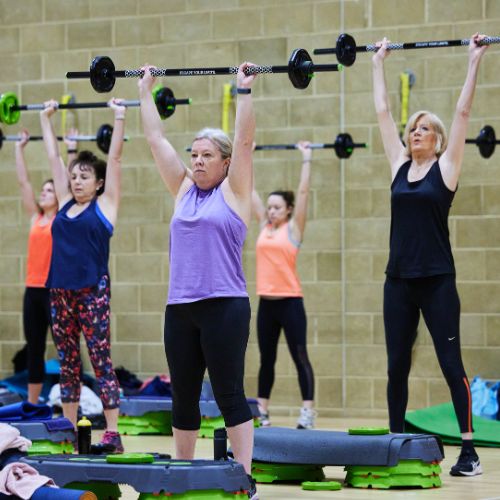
top-left (372, 34), bottom-right (488, 477)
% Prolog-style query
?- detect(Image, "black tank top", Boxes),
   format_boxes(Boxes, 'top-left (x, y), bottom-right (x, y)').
top-left (386, 160), bottom-right (455, 278)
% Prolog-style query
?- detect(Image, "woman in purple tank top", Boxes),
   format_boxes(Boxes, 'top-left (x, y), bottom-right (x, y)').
top-left (373, 34), bottom-right (488, 477)
top-left (139, 63), bottom-right (258, 497)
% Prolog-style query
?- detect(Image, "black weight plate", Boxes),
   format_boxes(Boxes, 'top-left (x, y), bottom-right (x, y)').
top-left (155, 86), bottom-right (176, 119)
top-left (288, 48), bottom-right (313, 89)
top-left (336, 33), bottom-right (357, 67)
top-left (477, 125), bottom-right (496, 159)
top-left (96, 123), bottom-right (113, 154)
top-left (334, 133), bottom-right (354, 159)
top-left (90, 56), bottom-right (116, 93)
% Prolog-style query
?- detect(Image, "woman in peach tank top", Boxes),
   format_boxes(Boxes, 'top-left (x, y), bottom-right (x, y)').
top-left (252, 141), bottom-right (316, 429)
top-left (15, 129), bottom-right (76, 404)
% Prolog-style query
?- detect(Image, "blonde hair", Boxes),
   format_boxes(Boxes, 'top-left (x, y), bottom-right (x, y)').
top-left (402, 111), bottom-right (448, 157)
top-left (193, 128), bottom-right (232, 159)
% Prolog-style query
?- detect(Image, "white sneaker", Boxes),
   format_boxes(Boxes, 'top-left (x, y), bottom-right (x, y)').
top-left (258, 407), bottom-right (271, 427)
top-left (296, 407), bottom-right (317, 429)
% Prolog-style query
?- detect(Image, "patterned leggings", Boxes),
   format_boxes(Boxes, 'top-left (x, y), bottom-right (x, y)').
top-left (49, 275), bottom-right (120, 409)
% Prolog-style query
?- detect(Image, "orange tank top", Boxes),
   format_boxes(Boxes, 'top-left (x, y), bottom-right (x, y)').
top-left (26, 215), bottom-right (54, 287)
top-left (256, 222), bottom-right (302, 297)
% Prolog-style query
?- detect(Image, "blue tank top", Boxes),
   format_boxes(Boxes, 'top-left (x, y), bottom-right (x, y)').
top-left (168, 183), bottom-right (248, 304)
top-left (46, 198), bottom-right (113, 289)
top-left (386, 160), bottom-right (455, 278)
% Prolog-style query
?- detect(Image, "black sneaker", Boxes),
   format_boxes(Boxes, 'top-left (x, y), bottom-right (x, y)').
top-left (450, 450), bottom-right (483, 476)
top-left (247, 474), bottom-right (259, 500)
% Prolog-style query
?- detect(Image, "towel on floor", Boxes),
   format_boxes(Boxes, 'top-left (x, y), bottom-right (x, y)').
top-left (0, 463), bottom-right (56, 499)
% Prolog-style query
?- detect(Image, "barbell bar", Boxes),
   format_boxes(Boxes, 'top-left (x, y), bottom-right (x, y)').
top-left (0, 124), bottom-right (129, 154)
top-left (313, 33), bottom-right (500, 67)
top-left (66, 49), bottom-right (344, 93)
top-left (254, 133), bottom-right (367, 159)
top-left (186, 133), bottom-right (366, 160)
top-left (0, 86), bottom-right (191, 125)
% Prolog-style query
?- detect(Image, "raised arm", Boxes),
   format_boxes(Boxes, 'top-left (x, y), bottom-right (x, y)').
top-left (440, 33), bottom-right (489, 190)
top-left (372, 38), bottom-right (408, 177)
top-left (98, 98), bottom-right (126, 226)
top-left (225, 62), bottom-right (257, 225)
top-left (40, 101), bottom-right (71, 204)
top-left (138, 67), bottom-right (189, 198)
top-left (291, 141), bottom-right (312, 241)
top-left (251, 189), bottom-right (267, 226)
top-left (15, 129), bottom-right (39, 218)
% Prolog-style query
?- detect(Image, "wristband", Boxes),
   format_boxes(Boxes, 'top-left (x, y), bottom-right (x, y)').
top-left (67, 149), bottom-right (77, 154)
top-left (115, 116), bottom-right (125, 120)
top-left (236, 88), bottom-right (251, 95)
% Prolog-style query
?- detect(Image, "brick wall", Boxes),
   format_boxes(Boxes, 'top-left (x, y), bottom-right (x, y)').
top-left (0, 0), bottom-right (499, 418)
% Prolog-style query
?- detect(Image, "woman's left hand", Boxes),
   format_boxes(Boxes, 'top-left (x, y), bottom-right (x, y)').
top-left (469, 32), bottom-right (489, 62)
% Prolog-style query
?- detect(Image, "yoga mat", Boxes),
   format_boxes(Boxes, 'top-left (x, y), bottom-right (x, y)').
top-left (405, 402), bottom-right (500, 447)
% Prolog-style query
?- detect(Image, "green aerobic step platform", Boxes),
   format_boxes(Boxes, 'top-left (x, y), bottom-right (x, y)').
top-left (200, 415), bottom-right (260, 439)
top-left (22, 454), bottom-right (251, 499)
top-left (252, 461), bottom-right (325, 483)
top-left (28, 439), bottom-right (74, 455)
top-left (345, 459), bottom-right (442, 489)
top-left (405, 402), bottom-right (500, 447)
top-left (10, 419), bottom-right (76, 455)
top-left (118, 411), bottom-right (173, 436)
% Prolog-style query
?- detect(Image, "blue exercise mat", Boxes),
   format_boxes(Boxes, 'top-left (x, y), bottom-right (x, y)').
top-left (0, 402), bottom-right (52, 421)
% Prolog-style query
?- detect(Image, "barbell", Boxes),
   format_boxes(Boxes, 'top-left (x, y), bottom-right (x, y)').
top-left (0, 124), bottom-right (128, 154)
top-left (186, 133), bottom-right (366, 160)
top-left (313, 33), bottom-right (500, 67)
top-left (466, 125), bottom-right (500, 159)
top-left (0, 86), bottom-right (191, 125)
top-left (254, 133), bottom-right (367, 159)
top-left (65, 49), bottom-right (343, 93)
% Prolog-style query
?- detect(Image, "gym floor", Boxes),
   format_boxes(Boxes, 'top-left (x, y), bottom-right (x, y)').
top-left (94, 416), bottom-right (500, 500)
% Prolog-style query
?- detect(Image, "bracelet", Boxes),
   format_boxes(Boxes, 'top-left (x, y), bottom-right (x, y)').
top-left (236, 87), bottom-right (251, 95)
top-left (67, 149), bottom-right (77, 154)
top-left (115, 116), bottom-right (125, 120)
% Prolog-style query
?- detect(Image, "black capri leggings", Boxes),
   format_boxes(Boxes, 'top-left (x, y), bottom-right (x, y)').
top-left (384, 274), bottom-right (473, 434)
top-left (164, 297), bottom-right (253, 430)
top-left (23, 287), bottom-right (52, 384)
top-left (257, 297), bottom-right (315, 401)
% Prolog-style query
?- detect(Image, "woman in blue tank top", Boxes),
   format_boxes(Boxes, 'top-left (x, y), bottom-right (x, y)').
top-left (372, 34), bottom-right (488, 477)
top-left (139, 63), bottom-right (258, 498)
top-left (40, 98), bottom-right (127, 454)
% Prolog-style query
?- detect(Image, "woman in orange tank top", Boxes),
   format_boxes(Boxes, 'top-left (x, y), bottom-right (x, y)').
top-left (252, 141), bottom-right (316, 429)
top-left (15, 129), bottom-right (76, 404)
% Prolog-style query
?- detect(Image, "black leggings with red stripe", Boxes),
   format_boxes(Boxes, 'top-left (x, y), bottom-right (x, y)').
top-left (384, 274), bottom-right (473, 434)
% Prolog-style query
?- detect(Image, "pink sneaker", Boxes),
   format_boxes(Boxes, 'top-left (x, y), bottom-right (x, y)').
top-left (91, 430), bottom-right (124, 454)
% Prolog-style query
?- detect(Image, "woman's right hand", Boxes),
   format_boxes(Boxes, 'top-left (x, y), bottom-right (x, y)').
top-left (16, 128), bottom-right (30, 149)
top-left (40, 100), bottom-right (58, 118)
top-left (138, 65), bottom-right (157, 95)
top-left (297, 140), bottom-right (312, 162)
top-left (372, 37), bottom-right (391, 64)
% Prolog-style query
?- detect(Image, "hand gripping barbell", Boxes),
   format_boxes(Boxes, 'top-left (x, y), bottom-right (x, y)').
top-left (466, 125), bottom-right (500, 159)
top-left (313, 33), bottom-right (500, 66)
top-left (0, 124), bottom-right (128, 154)
top-left (0, 86), bottom-right (191, 125)
top-left (65, 49), bottom-right (343, 93)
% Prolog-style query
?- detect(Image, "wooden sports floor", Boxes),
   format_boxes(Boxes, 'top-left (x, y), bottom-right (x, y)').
top-left (98, 416), bottom-right (500, 500)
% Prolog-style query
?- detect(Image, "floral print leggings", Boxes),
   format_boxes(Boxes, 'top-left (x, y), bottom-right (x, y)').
top-left (50, 275), bottom-right (120, 409)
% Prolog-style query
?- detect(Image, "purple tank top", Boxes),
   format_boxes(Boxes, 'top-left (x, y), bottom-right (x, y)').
top-left (168, 183), bottom-right (248, 304)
